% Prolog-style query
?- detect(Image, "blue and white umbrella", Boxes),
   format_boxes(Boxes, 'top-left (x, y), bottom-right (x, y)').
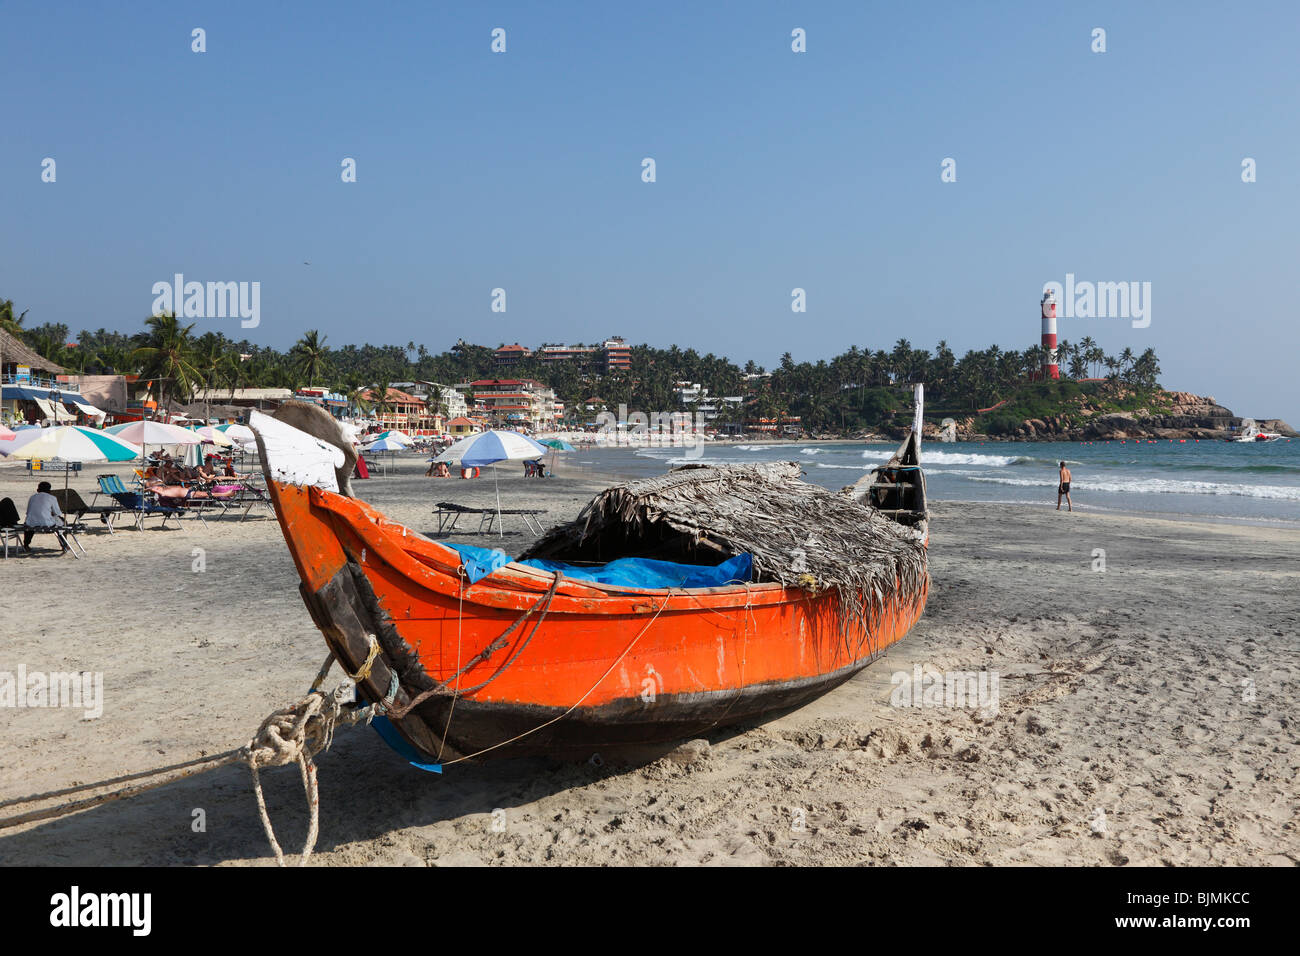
top-left (361, 436), bottom-right (410, 452)
top-left (433, 430), bottom-right (547, 467)
top-left (432, 430), bottom-right (549, 535)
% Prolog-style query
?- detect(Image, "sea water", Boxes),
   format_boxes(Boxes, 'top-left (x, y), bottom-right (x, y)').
top-left (570, 438), bottom-right (1300, 526)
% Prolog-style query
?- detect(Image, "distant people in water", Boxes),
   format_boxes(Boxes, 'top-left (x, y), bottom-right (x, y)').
top-left (1057, 461), bottom-right (1072, 512)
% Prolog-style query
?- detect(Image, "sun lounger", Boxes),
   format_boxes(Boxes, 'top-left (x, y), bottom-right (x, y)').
top-left (0, 499), bottom-right (87, 557)
top-left (432, 501), bottom-right (548, 535)
top-left (53, 488), bottom-right (124, 533)
top-left (222, 481), bottom-right (273, 521)
top-left (95, 474), bottom-right (188, 530)
top-left (15, 522), bottom-right (88, 557)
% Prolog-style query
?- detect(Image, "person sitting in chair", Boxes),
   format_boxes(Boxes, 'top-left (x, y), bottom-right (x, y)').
top-left (23, 481), bottom-right (68, 554)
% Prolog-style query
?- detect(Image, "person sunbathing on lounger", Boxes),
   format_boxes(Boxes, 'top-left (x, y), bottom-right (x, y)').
top-left (143, 478), bottom-right (238, 501)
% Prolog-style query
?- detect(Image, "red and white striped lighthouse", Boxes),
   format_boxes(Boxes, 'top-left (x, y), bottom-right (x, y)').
top-left (1040, 290), bottom-right (1059, 380)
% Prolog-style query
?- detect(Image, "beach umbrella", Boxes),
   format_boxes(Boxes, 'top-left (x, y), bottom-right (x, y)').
top-left (106, 420), bottom-right (202, 446)
top-left (434, 429), bottom-right (548, 467)
top-left (215, 423), bottom-right (256, 443)
top-left (537, 438), bottom-right (574, 475)
top-left (188, 425), bottom-right (235, 447)
top-left (433, 430), bottom-right (549, 535)
top-left (374, 429), bottom-right (413, 445)
top-left (362, 436), bottom-right (410, 452)
top-left (360, 435), bottom-right (411, 472)
top-left (0, 425), bottom-right (142, 493)
top-left (106, 419), bottom-right (202, 463)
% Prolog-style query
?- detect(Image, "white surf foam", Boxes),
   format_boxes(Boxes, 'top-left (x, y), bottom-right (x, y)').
top-left (861, 449), bottom-right (1019, 467)
top-left (966, 475), bottom-right (1300, 500)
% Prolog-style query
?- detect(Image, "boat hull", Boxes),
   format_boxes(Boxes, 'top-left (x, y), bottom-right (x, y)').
top-left (268, 480), bottom-right (928, 762)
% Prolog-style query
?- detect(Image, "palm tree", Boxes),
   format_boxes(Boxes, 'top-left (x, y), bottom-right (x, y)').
top-left (0, 298), bottom-right (27, 337)
top-left (0, 299), bottom-right (30, 391)
top-left (1077, 336), bottom-right (1097, 378)
top-left (1068, 350), bottom-right (1088, 379)
top-left (1119, 347), bottom-right (1135, 382)
top-left (1082, 346), bottom-right (1100, 378)
top-left (193, 339), bottom-right (234, 420)
top-left (291, 330), bottom-right (328, 388)
top-left (132, 313), bottom-right (201, 416)
top-left (426, 385), bottom-right (448, 431)
top-left (369, 379), bottom-right (394, 424)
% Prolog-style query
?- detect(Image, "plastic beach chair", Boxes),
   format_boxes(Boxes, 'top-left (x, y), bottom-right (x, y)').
top-left (95, 474), bottom-right (187, 530)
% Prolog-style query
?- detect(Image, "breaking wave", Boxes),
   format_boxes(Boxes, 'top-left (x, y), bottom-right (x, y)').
top-left (966, 475), bottom-right (1300, 500)
top-left (862, 449), bottom-right (1020, 467)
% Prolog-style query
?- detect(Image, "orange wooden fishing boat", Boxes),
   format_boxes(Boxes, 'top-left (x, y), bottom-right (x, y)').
top-left (251, 391), bottom-right (930, 767)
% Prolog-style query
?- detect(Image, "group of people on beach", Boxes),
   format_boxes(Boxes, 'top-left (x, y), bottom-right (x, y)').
top-left (423, 458), bottom-right (548, 478)
top-left (142, 453), bottom-right (251, 499)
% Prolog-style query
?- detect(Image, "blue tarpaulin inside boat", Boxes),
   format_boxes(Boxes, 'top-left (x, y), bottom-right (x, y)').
top-left (441, 541), bottom-right (753, 589)
top-left (443, 542), bottom-right (512, 583)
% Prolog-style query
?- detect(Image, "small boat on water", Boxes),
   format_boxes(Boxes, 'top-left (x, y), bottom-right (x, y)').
top-left (1225, 419), bottom-right (1282, 443)
top-left (250, 388), bottom-right (931, 766)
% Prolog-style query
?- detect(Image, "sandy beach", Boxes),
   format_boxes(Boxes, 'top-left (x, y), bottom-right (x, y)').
top-left (0, 456), bottom-right (1296, 867)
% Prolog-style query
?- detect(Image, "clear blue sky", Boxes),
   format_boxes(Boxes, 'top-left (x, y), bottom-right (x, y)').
top-left (2, 1), bottom-right (1297, 421)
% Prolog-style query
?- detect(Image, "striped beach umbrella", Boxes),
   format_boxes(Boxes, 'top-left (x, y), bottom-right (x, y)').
top-left (0, 425), bottom-right (141, 461)
top-left (188, 425), bottom-right (236, 447)
top-left (107, 419), bottom-right (203, 463)
top-left (0, 425), bottom-right (143, 492)
top-left (106, 420), bottom-right (202, 445)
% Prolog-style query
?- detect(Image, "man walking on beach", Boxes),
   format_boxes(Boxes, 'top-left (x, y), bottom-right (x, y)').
top-left (22, 480), bottom-right (69, 553)
top-left (1056, 461), bottom-right (1072, 512)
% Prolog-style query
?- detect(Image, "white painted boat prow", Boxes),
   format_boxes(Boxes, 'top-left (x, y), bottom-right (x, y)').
top-left (250, 409), bottom-right (343, 492)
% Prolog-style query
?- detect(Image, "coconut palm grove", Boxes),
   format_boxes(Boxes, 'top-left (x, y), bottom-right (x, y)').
top-left (0, 297), bottom-right (1161, 436)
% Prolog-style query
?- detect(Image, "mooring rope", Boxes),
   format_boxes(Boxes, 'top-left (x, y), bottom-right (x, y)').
top-left (384, 571), bottom-right (565, 722)
top-left (439, 589), bottom-right (673, 765)
top-left (0, 651), bottom-right (376, 867)
top-left (0, 575), bottom-right (671, 862)
top-left (436, 567), bottom-right (467, 763)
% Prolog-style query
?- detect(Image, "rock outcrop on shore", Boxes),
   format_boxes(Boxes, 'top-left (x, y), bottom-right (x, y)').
top-left (940, 387), bottom-right (1296, 442)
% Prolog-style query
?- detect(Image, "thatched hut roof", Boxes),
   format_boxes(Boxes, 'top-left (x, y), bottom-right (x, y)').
top-left (520, 462), bottom-right (927, 608)
top-left (0, 328), bottom-right (65, 374)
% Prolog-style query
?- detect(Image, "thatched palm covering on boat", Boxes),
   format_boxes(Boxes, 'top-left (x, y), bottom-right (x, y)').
top-left (520, 461), bottom-right (928, 629)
